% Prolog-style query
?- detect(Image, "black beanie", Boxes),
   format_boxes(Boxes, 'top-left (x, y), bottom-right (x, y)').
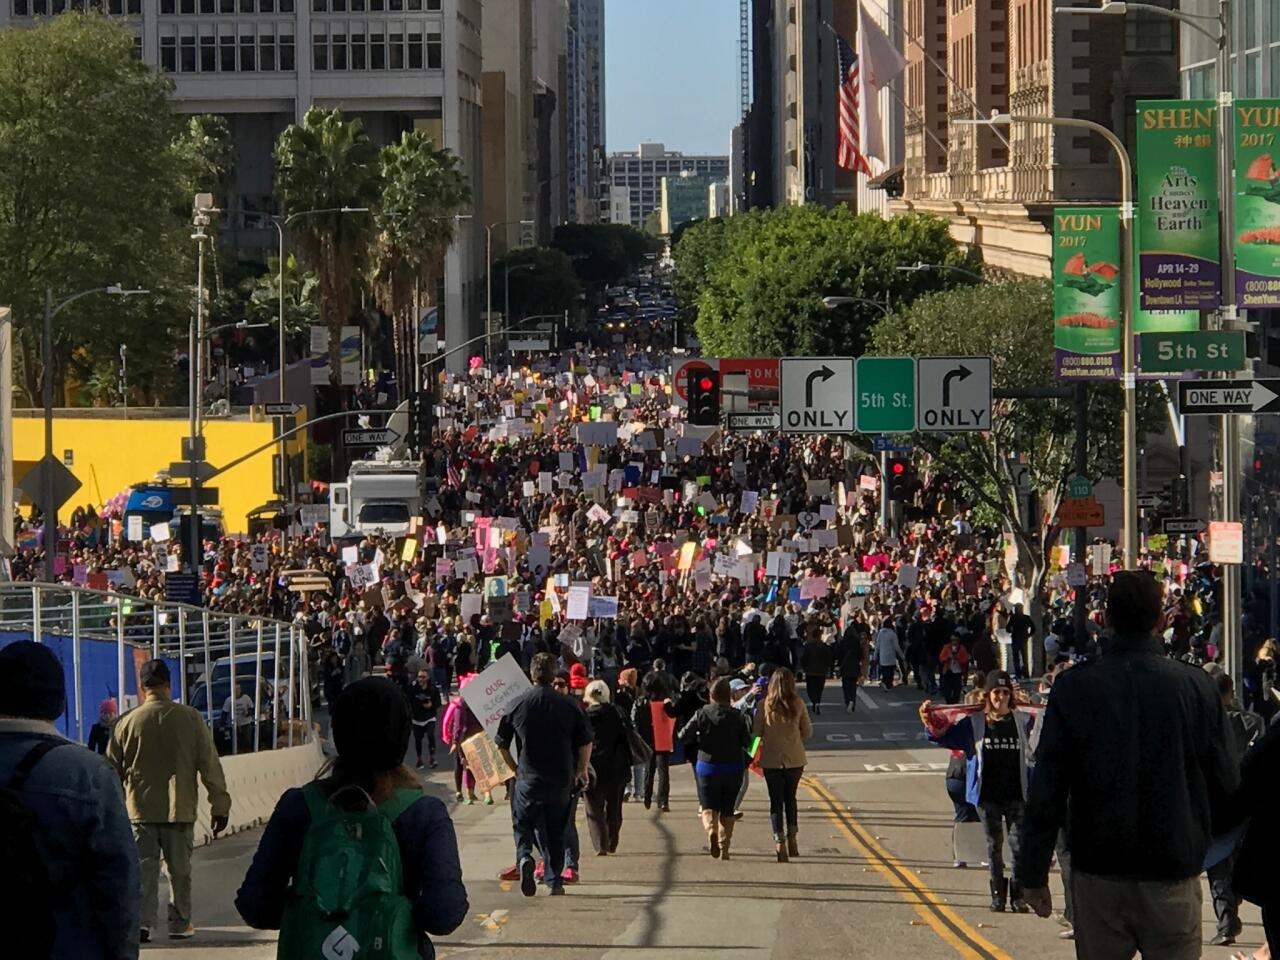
top-left (332, 678), bottom-right (412, 775)
top-left (0, 642), bottom-right (66, 721)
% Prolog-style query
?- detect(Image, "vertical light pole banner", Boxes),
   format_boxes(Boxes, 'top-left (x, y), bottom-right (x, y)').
top-left (1133, 226), bottom-right (1201, 379)
top-left (1053, 207), bottom-right (1123, 379)
top-left (1234, 99), bottom-right (1280, 307)
top-left (1136, 100), bottom-right (1221, 311)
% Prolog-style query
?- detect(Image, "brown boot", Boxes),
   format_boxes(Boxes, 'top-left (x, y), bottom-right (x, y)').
top-left (787, 831), bottom-right (799, 858)
top-left (775, 839), bottom-right (789, 863)
top-left (701, 809), bottom-right (721, 859)
top-left (718, 815), bottom-right (734, 861)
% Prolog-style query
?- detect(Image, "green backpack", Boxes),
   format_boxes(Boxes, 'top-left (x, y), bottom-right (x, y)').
top-left (279, 783), bottom-right (423, 960)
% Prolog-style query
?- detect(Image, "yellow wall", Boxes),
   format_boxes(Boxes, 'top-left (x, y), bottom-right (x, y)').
top-left (13, 415), bottom-right (294, 533)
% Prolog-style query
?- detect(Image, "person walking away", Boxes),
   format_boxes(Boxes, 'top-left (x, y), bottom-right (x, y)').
top-left (1205, 669), bottom-right (1265, 946)
top-left (633, 674), bottom-right (675, 812)
top-left (681, 677), bottom-right (751, 860)
top-left (495, 653), bottom-right (593, 896)
top-left (0, 641), bottom-right (141, 959)
top-left (345, 639), bottom-right (371, 686)
top-left (875, 619), bottom-right (904, 690)
top-left (108, 659), bottom-right (231, 943)
top-left (939, 636), bottom-right (970, 705)
top-left (583, 680), bottom-right (629, 856)
top-left (669, 672), bottom-right (706, 796)
top-left (409, 669), bottom-right (442, 770)
top-left (753, 667), bottom-right (812, 862)
top-left (443, 677), bottom-right (483, 804)
top-left (920, 671), bottom-right (1039, 911)
top-left (834, 618), bottom-right (864, 713)
top-left (87, 696), bottom-right (117, 755)
top-left (236, 677), bottom-right (468, 958)
top-left (1224, 721), bottom-right (1280, 955)
top-left (615, 668), bottom-right (645, 801)
top-left (1018, 572), bottom-right (1239, 958)
top-left (800, 631), bottom-right (833, 714)
top-left (1007, 604), bottom-right (1034, 679)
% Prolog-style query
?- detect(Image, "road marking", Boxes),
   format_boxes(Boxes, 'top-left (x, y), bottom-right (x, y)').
top-left (803, 774), bottom-right (1015, 960)
top-left (856, 688), bottom-right (880, 711)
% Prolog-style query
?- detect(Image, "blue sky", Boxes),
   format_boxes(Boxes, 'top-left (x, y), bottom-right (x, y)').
top-left (605, 0), bottom-right (739, 156)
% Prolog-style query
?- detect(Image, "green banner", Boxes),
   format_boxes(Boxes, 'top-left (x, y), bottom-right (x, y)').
top-left (1134, 223), bottom-right (1200, 378)
top-left (1054, 207), bottom-right (1122, 379)
top-left (1136, 99), bottom-right (1221, 311)
top-left (1235, 99), bottom-right (1280, 307)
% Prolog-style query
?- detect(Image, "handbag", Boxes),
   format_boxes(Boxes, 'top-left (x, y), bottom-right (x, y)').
top-left (618, 705), bottom-right (652, 765)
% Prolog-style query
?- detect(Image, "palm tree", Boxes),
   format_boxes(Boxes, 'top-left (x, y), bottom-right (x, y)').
top-left (370, 131), bottom-right (471, 393)
top-left (273, 107), bottom-right (380, 389)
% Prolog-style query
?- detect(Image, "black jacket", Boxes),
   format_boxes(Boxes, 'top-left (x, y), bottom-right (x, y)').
top-left (1230, 723), bottom-right (1280, 905)
top-left (586, 702), bottom-right (632, 784)
top-left (1019, 634), bottom-right (1239, 886)
top-left (679, 703), bottom-right (751, 767)
top-left (834, 628), bottom-right (863, 676)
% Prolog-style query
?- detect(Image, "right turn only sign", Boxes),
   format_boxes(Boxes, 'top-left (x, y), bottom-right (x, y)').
top-left (916, 357), bottom-right (993, 431)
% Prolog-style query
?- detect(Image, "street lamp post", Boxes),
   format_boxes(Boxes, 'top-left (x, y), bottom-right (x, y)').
top-left (1055, 0), bottom-right (1244, 695)
top-left (42, 283), bottom-right (148, 581)
top-left (896, 261), bottom-right (987, 283)
top-left (961, 113), bottom-right (1138, 573)
top-left (821, 295), bottom-right (892, 316)
top-left (486, 219), bottom-right (535, 359)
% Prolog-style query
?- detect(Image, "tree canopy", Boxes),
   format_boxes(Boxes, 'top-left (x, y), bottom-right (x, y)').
top-left (679, 206), bottom-right (978, 358)
top-left (493, 247), bottom-right (581, 322)
top-left (552, 223), bottom-right (660, 290)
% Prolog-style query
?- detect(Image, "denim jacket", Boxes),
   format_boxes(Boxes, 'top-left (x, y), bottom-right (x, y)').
top-left (0, 719), bottom-right (141, 960)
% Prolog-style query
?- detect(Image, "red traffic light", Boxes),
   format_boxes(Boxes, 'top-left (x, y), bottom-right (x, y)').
top-left (891, 462), bottom-right (906, 476)
top-left (699, 377), bottom-right (714, 391)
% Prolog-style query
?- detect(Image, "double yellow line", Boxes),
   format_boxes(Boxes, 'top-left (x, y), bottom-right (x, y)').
top-left (803, 775), bottom-right (1015, 960)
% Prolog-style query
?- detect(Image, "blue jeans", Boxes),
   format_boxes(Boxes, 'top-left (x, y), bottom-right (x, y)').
top-left (512, 781), bottom-right (573, 888)
top-left (840, 675), bottom-right (858, 708)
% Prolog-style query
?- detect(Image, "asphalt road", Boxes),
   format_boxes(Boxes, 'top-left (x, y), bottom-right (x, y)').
top-left (144, 682), bottom-right (1265, 960)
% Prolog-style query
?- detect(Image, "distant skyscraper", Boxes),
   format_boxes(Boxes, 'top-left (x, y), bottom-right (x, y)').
top-left (606, 143), bottom-right (730, 229)
top-left (567, 0), bottom-right (604, 222)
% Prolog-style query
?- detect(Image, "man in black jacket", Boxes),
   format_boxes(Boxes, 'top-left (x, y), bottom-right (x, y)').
top-left (1019, 572), bottom-right (1239, 958)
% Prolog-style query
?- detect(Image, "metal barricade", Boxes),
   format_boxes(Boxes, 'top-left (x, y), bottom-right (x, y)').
top-left (0, 583), bottom-right (312, 753)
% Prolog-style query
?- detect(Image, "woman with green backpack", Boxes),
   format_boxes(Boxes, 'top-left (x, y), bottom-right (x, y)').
top-left (236, 678), bottom-right (469, 959)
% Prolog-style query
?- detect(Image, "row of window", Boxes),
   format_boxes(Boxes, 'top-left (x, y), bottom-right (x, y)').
top-left (161, 28), bottom-right (294, 72)
top-left (311, 27), bottom-right (440, 70)
top-left (313, 0), bottom-right (438, 10)
top-left (14, 0), bottom-right (140, 15)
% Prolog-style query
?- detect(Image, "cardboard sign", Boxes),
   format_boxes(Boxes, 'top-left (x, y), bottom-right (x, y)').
top-left (460, 654), bottom-right (534, 740)
top-left (460, 731), bottom-right (516, 796)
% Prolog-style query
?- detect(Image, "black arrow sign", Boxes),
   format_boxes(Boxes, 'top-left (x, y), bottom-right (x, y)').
top-left (805, 365), bottom-right (835, 406)
top-left (942, 364), bottom-right (972, 407)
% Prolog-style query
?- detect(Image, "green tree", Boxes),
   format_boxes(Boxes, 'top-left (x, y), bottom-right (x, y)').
top-left (552, 223), bottom-right (660, 290)
top-left (0, 13), bottom-right (192, 405)
top-left (274, 107), bottom-right (380, 388)
top-left (493, 247), bottom-right (581, 321)
top-left (691, 207), bottom-right (977, 358)
top-left (370, 131), bottom-right (470, 393)
top-left (868, 279), bottom-right (1162, 627)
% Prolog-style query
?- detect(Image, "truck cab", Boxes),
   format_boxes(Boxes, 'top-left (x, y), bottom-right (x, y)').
top-left (329, 455), bottom-right (422, 540)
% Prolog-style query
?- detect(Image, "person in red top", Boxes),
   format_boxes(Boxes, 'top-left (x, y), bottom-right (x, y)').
top-left (938, 636), bottom-right (970, 704)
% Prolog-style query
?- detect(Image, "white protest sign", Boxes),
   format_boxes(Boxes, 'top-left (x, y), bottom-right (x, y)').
top-left (460, 654), bottom-right (534, 739)
top-left (127, 515), bottom-right (143, 541)
top-left (150, 522), bottom-right (171, 542)
top-left (250, 543), bottom-right (269, 572)
top-left (566, 584), bottom-right (591, 620)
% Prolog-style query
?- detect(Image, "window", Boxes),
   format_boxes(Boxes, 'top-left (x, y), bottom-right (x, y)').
top-left (312, 0), bottom-right (324, 8)
top-left (389, 30), bottom-right (403, 68)
top-left (1247, 50), bottom-right (1262, 95)
top-left (180, 34), bottom-right (196, 71)
top-left (161, 34), bottom-right (177, 71)
top-left (1246, 0), bottom-right (1259, 48)
top-left (280, 30), bottom-right (295, 69)
top-left (240, 30), bottom-right (256, 69)
top-left (370, 0), bottom-right (382, 11)
top-left (313, 31), bottom-right (328, 70)
top-left (427, 30), bottom-right (441, 68)
top-left (180, 0), bottom-right (193, 12)
top-left (331, 30), bottom-right (347, 68)
top-left (408, 30), bottom-right (423, 67)
top-left (332, 0), bottom-right (346, 10)
top-left (351, 0), bottom-right (364, 10)
top-left (219, 0), bottom-right (232, 12)
top-left (13, 0), bottom-right (28, 13)
top-left (259, 28), bottom-right (276, 70)
top-left (351, 30), bottom-right (366, 68)
top-left (408, 0), bottom-right (420, 8)
top-left (133, 35), bottom-right (142, 56)
top-left (200, 32), bottom-right (216, 70)
top-left (128, 0), bottom-right (139, 11)
top-left (239, 0), bottom-right (253, 10)
top-left (109, 0), bottom-right (122, 13)
top-left (389, 0), bottom-right (400, 9)
top-left (426, 0), bottom-right (438, 7)
top-left (220, 32), bottom-right (236, 70)
top-left (199, 0), bottom-right (212, 11)
top-left (259, 0), bottom-right (272, 10)
top-left (160, 0), bottom-right (173, 10)
top-left (278, 0), bottom-right (292, 10)
top-left (370, 29), bottom-right (385, 68)
top-left (1125, 10), bottom-right (1173, 52)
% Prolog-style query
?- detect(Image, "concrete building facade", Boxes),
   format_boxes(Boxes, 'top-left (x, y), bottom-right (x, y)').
top-left (606, 143), bottom-right (730, 229)
top-left (566, 0), bottom-right (603, 223)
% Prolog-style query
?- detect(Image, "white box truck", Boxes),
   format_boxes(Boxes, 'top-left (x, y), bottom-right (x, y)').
top-left (329, 457), bottom-right (422, 540)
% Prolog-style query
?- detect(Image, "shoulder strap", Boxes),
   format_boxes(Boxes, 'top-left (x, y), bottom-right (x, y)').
top-left (8, 739), bottom-right (66, 793)
top-left (378, 787), bottom-right (422, 824)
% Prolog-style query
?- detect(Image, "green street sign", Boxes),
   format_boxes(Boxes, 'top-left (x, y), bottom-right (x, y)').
top-left (1068, 475), bottom-right (1092, 498)
top-left (1138, 330), bottom-right (1247, 373)
top-left (856, 357), bottom-right (916, 433)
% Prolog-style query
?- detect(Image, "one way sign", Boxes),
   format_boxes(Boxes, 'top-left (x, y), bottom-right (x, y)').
top-left (916, 357), bottom-right (993, 432)
top-left (1178, 379), bottom-right (1280, 416)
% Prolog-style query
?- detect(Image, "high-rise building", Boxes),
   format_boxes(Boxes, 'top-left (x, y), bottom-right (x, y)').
top-left (566, 0), bottom-right (604, 222)
top-left (893, 0), bottom-right (1180, 275)
top-left (606, 143), bottom-right (730, 228)
top-left (2, 0), bottom-right (486, 364)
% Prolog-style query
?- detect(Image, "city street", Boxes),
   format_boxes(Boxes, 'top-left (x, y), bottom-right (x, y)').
top-left (148, 684), bottom-right (1263, 960)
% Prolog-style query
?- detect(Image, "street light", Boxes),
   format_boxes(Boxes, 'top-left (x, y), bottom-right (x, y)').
top-left (501, 262), bottom-right (537, 358)
top-left (1056, 0), bottom-right (1243, 685)
top-left (957, 112), bottom-right (1138, 575)
top-left (896, 261), bottom-right (987, 283)
top-left (486, 219), bottom-right (535, 360)
top-left (821, 295), bottom-right (891, 316)
top-left (41, 283), bottom-right (149, 581)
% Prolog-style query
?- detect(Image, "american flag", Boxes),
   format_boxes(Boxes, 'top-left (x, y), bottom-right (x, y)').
top-left (836, 34), bottom-right (871, 175)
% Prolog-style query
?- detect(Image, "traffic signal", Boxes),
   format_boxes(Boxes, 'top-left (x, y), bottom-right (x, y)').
top-left (408, 389), bottom-right (433, 452)
top-left (687, 368), bottom-right (721, 426)
top-left (887, 456), bottom-right (912, 502)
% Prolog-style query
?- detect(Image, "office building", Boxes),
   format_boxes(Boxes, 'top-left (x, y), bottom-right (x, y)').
top-left (607, 184), bottom-right (631, 224)
top-left (606, 143), bottom-right (730, 229)
top-left (709, 180), bottom-right (731, 219)
top-left (658, 172), bottom-right (719, 234)
top-left (2, 0), bottom-right (486, 364)
top-left (892, 0), bottom-right (1180, 275)
top-left (566, 0), bottom-right (604, 222)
